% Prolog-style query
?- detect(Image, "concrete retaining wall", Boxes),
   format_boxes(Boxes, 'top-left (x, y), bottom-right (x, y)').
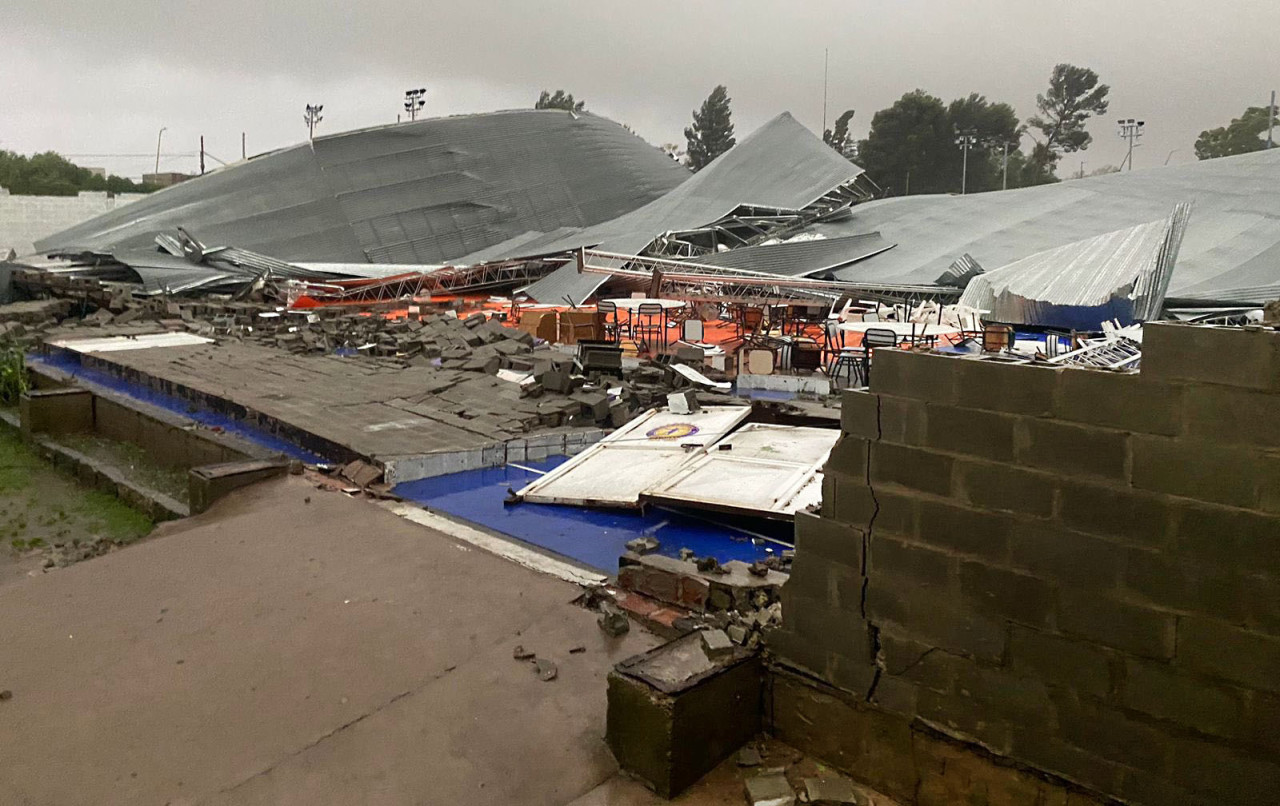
top-left (769, 322), bottom-right (1280, 806)
top-left (0, 189), bottom-right (144, 256)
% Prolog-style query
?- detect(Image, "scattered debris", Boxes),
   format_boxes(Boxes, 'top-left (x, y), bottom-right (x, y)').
top-left (737, 745), bottom-right (762, 767)
top-left (513, 645), bottom-right (536, 660)
top-left (598, 603), bottom-right (631, 637)
top-left (748, 561), bottom-right (769, 577)
top-left (701, 628), bottom-right (734, 658)
top-left (568, 645), bottom-right (586, 654)
top-left (679, 548), bottom-right (696, 561)
top-left (803, 776), bottom-right (863, 805)
top-left (534, 658), bottom-right (558, 682)
top-left (625, 536), bottom-right (661, 555)
top-left (0, 689), bottom-right (12, 701)
top-left (745, 772), bottom-right (795, 806)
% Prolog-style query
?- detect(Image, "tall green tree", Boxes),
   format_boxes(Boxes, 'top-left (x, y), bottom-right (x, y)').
top-left (823, 109), bottom-right (857, 158)
top-left (684, 85), bottom-right (736, 171)
top-left (0, 150), bottom-right (155, 196)
top-left (1195, 106), bottom-right (1277, 160)
top-left (535, 90), bottom-right (585, 111)
top-left (1026, 64), bottom-right (1110, 175)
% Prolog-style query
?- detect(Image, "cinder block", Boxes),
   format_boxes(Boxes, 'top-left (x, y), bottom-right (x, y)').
top-left (954, 358), bottom-right (1060, 416)
top-left (869, 349), bottom-right (960, 403)
top-left (1058, 590), bottom-right (1176, 660)
top-left (1167, 734), bottom-right (1280, 804)
top-left (1123, 548), bottom-right (1248, 624)
top-left (1008, 522), bottom-right (1125, 590)
top-left (1131, 435), bottom-right (1266, 510)
top-left (959, 560), bottom-right (1055, 628)
top-left (870, 442), bottom-right (954, 497)
top-left (865, 580), bottom-right (1007, 663)
top-left (840, 390), bottom-right (879, 438)
top-left (1123, 658), bottom-right (1243, 739)
top-left (915, 687), bottom-right (1015, 755)
top-left (876, 628), bottom-right (962, 692)
top-left (870, 674), bottom-right (919, 719)
top-left (1054, 368), bottom-right (1184, 436)
top-left (1012, 734), bottom-right (1127, 801)
top-left (1009, 626), bottom-right (1112, 698)
top-left (878, 394), bottom-right (928, 447)
top-left (1057, 478), bottom-right (1175, 549)
top-left (1185, 384), bottom-right (1280, 448)
top-left (1142, 322), bottom-right (1280, 392)
top-left (915, 498), bottom-right (1013, 563)
top-left (793, 511), bottom-right (864, 568)
top-left (951, 661), bottom-right (1055, 725)
top-left (1016, 418), bottom-right (1128, 481)
top-left (1177, 617), bottom-right (1280, 693)
top-left (825, 435), bottom-right (870, 478)
top-left (1054, 692), bottom-right (1173, 775)
top-left (956, 459), bottom-right (1054, 518)
top-left (822, 470), bottom-right (877, 528)
top-left (783, 591), bottom-right (870, 660)
top-left (924, 405), bottom-right (1016, 462)
top-left (19, 387), bottom-right (93, 436)
top-left (869, 534), bottom-right (956, 591)
top-left (1175, 502), bottom-right (1280, 573)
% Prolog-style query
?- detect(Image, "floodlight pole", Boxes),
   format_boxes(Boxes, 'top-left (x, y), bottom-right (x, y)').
top-left (1002, 141), bottom-right (1009, 190)
top-left (304, 104), bottom-right (324, 141)
top-left (403, 88), bottom-right (427, 122)
top-left (955, 131), bottom-right (978, 195)
top-left (155, 127), bottom-right (167, 175)
top-left (1118, 118), bottom-right (1145, 171)
top-left (1269, 90), bottom-right (1276, 149)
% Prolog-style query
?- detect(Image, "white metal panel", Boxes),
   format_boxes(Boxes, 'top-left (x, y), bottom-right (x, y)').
top-left (516, 406), bottom-right (751, 508)
top-left (47, 332), bottom-right (215, 353)
top-left (644, 424), bottom-right (839, 518)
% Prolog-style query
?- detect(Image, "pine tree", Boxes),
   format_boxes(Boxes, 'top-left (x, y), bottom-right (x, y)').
top-left (535, 90), bottom-right (584, 112)
top-left (684, 86), bottom-right (736, 171)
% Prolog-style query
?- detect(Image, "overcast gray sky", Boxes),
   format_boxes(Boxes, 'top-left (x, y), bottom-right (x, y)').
top-left (4, 0), bottom-right (1277, 181)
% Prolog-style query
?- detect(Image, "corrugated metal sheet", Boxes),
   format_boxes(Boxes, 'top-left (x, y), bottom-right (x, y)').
top-left (36, 110), bottom-right (689, 266)
top-left (958, 204), bottom-right (1191, 330)
top-left (516, 113), bottom-right (866, 303)
top-left (822, 149), bottom-right (1280, 305)
top-left (693, 232), bottom-right (893, 278)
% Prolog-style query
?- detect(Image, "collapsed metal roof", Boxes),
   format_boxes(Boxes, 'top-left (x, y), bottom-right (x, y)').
top-left (694, 232), bottom-right (894, 278)
top-left (514, 113), bottom-right (868, 303)
top-left (820, 148), bottom-right (1280, 305)
top-left (34, 109), bottom-right (690, 266)
top-left (959, 204), bottom-right (1191, 330)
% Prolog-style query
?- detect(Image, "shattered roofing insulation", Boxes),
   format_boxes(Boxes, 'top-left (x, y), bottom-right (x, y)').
top-left (35, 110), bottom-right (690, 265)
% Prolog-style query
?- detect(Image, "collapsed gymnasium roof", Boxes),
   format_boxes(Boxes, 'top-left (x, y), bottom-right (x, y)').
top-left (35, 109), bottom-right (691, 265)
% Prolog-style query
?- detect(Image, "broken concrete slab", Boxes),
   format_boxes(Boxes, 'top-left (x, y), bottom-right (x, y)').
top-left (745, 773), bottom-right (795, 806)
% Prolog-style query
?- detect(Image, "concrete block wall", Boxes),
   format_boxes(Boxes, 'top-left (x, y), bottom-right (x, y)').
top-left (0, 190), bottom-right (144, 256)
top-left (770, 323), bottom-right (1280, 806)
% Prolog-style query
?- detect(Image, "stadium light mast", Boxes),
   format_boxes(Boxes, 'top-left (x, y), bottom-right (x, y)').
top-left (955, 130), bottom-right (979, 195)
top-left (404, 88), bottom-right (427, 122)
top-left (1118, 118), bottom-right (1145, 171)
top-left (154, 127), bottom-right (167, 174)
top-left (304, 104), bottom-right (324, 141)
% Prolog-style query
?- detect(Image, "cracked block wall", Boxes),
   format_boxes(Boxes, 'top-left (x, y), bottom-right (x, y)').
top-left (769, 323), bottom-right (1280, 806)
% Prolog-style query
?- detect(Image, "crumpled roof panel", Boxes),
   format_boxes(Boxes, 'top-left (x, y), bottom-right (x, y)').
top-left (36, 110), bottom-right (690, 265)
top-left (696, 232), bottom-right (893, 278)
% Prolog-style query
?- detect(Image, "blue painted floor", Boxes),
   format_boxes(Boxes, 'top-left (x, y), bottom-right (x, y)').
top-left (29, 351), bottom-right (332, 464)
top-left (394, 457), bottom-right (793, 574)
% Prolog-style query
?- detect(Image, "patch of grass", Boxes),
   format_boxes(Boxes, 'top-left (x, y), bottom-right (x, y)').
top-left (71, 491), bottom-right (153, 544)
top-left (0, 432), bottom-right (39, 492)
top-left (0, 344), bottom-right (27, 407)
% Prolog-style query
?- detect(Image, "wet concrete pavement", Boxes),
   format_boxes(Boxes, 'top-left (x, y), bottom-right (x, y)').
top-left (0, 476), bottom-right (659, 805)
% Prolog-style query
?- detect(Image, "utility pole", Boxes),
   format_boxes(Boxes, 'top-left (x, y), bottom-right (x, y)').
top-left (304, 104), bottom-right (324, 141)
top-left (154, 126), bottom-right (167, 174)
top-left (1002, 141), bottom-right (1010, 190)
top-left (1118, 118), bottom-right (1145, 171)
top-left (241, 132), bottom-right (246, 161)
top-left (1269, 90), bottom-right (1276, 149)
top-left (403, 88), bottom-right (426, 121)
top-left (199, 136), bottom-right (205, 175)
top-left (955, 130), bottom-right (978, 195)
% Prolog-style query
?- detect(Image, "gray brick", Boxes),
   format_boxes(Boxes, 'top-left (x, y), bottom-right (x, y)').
top-left (1008, 521), bottom-right (1125, 589)
top-left (1143, 321), bottom-right (1280, 392)
top-left (865, 484), bottom-right (919, 538)
top-left (1057, 478), bottom-right (1176, 549)
top-left (1247, 691), bottom-right (1280, 756)
top-left (1013, 733), bottom-right (1126, 798)
top-left (869, 349), bottom-right (960, 403)
top-left (878, 394), bottom-right (927, 446)
top-left (1116, 768), bottom-right (1213, 806)
top-left (916, 687), bottom-right (1015, 755)
top-left (916, 498), bottom-right (1013, 563)
top-left (768, 627), bottom-right (831, 680)
top-left (825, 435), bottom-right (870, 477)
top-left (952, 661), bottom-right (1055, 722)
top-left (868, 534), bottom-right (955, 591)
top-left (865, 580), bottom-right (1007, 663)
top-left (1058, 590), bottom-right (1176, 659)
top-left (1185, 384), bottom-right (1280, 448)
top-left (1131, 435), bottom-right (1267, 510)
top-left (822, 470), bottom-right (876, 528)
top-left (1175, 502), bottom-right (1280, 573)
top-left (1123, 548), bottom-right (1249, 624)
top-left (782, 591), bottom-right (870, 658)
top-left (828, 650), bottom-right (879, 695)
top-left (1054, 690), bottom-right (1172, 774)
top-left (1123, 658), bottom-right (1244, 738)
top-left (959, 560), bottom-right (1055, 628)
top-left (870, 442), bottom-right (954, 497)
top-left (876, 629), bottom-right (961, 692)
top-left (1016, 418), bottom-right (1128, 480)
top-left (1009, 626), bottom-right (1113, 698)
top-left (840, 389), bottom-right (879, 438)
top-left (870, 673), bottom-right (919, 719)
top-left (1178, 617), bottom-right (1280, 693)
top-left (1055, 368), bottom-right (1185, 436)
top-left (924, 404), bottom-right (1016, 462)
top-left (954, 357), bottom-right (1060, 416)
top-left (1168, 735), bottom-right (1280, 804)
top-left (957, 459), bottom-right (1055, 518)
top-left (793, 511), bottom-right (864, 567)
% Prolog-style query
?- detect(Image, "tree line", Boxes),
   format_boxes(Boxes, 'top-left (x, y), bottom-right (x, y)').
top-left (0, 151), bottom-right (157, 196)
top-left (538, 68), bottom-right (1276, 194)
